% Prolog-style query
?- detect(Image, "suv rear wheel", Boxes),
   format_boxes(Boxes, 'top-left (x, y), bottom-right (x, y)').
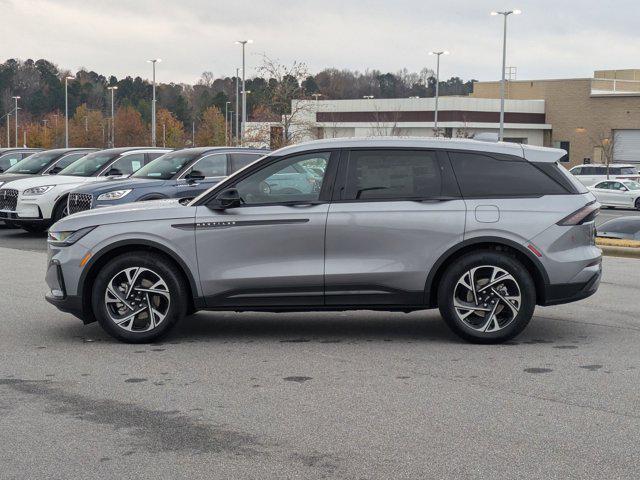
top-left (437, 251), bottom-right (536, 344)
top-left (92, 252), bottom-right (188, 343)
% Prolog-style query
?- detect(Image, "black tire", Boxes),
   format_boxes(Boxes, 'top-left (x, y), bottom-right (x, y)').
top-left (51, 198), bottom-right (68, 223)
top-left (92, 252), bottom-right (188, 343)
top-left (635, 198), bottom-right (640, 211)
top-left (437, 251), bottom-right (536, 344)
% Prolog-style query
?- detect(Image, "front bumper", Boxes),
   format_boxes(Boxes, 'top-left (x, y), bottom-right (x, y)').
top-left (45, 253), bottom-right (93, 323)
top-left (540, 261), bottom-right (602, 306)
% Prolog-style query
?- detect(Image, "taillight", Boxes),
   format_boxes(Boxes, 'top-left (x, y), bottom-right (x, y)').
top-left (557, 202), bottom-right (600, 226)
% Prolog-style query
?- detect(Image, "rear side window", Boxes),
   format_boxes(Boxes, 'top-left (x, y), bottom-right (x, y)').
top-left (343, 150), bottom-right (442, 200)
top-left (449, 152), bottom-right (569, 197)
top-left (230, 153), bottom-right (261, 172)
top-left (55, 152), bottom-right (87, 170)
top-left (107, 153), bottom-right (146, 176)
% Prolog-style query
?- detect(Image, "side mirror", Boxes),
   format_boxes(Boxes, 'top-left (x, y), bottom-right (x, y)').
top-left (106, 168), bottom-right (122, 177)
top-left (49, 166), bottom-right (62, 175)
top-left (209, 188), bottom-right (241, 210)
top-left (186, 170), bottom-right (206, 183)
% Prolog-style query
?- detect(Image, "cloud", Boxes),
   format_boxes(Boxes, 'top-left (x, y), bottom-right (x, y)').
top-left (3, 0), bottom-right (640, 84)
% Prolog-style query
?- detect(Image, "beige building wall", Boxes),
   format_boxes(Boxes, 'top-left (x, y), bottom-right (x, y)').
top-left (472, 78), bottom-right (640, 166)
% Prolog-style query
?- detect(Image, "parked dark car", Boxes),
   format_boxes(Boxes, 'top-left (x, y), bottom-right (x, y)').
top-left (0, 148), bottom-right (97, 189)
top-left (597, 217), bottom-right (640, 241)
top-left (0, 148), bottom-right (43, 173)
top-left (66, 147), bottom-right (267, 214)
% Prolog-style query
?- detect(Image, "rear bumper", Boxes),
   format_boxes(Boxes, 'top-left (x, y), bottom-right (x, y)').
top-left (540, 263), bottom-right (602, 306)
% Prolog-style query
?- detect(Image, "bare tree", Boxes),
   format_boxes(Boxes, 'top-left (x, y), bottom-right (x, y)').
top-left (257, 55), bottom-right (313, 146)
top-left (589, 130), bottom-right (614, 178)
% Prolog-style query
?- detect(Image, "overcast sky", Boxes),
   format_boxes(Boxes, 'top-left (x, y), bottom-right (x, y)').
top-left (3, 0), bottom-right (639, 84)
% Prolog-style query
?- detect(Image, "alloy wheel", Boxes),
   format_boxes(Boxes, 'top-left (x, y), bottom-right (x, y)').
top-left (453, 265), bottom-right (522, 333)
top-left (104, 267), bottom-right (171, 332)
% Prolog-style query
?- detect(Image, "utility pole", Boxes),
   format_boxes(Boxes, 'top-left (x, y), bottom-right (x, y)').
top-left (235, 67), bottom-right (240, 146)
top-left (235, 40), bottom-right (253, 145)
top-left (107, 86), bottom-right (118, 147)
top-left (12, 96), bottom-right (20, 148)
top-left (148, 59), bottom-right (161, 146)
top-left (6, 113), bottom-right (11, 147)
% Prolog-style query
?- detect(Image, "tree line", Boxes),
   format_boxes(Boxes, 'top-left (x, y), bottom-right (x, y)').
top-left (0, 57), bottom-right (476, 148)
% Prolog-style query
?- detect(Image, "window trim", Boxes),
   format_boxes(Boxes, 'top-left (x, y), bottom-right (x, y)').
top-left (197, 149), bottom-right (339, 208)
top-left (331, 147), bottom-right (459, 203)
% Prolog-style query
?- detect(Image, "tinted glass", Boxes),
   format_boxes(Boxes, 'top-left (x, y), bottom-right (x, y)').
top-left (623, 180), bottom-right (640, 190)
top-left (133, 151), bottom-right (199, 179)
top-left (571, 167), bottom-right (583, 175)
top-left (0, 152), bottom-right (24, 171)
top-left (107, 153), bottom-right (146, 176)
top-left (147, 152), bottom-right (167, 162)
top-left (59, 151), bottom-right (119, 176)
top-left (595, 182), bottom-right (611, 189)
top-left (611, 182), bottom-right (625, 190)
top-left (595, 167), bottom-right (607, 175)
top-left (621, 167), bottom-right (639, 175)
top-left (4, 150), bottom-right (61, 174)
top-left (344, 150), bottom-right (441, 200)
top-left (230, 153), bottom-right (262, 172)
top-left (54, 152), bottom-right (88, 170)
top-left (235, 152), bottom-right (330, 204)
top-left (450, 152), bottom-right (568, 197)
top-left (188, 154), bottom-right (227, 177)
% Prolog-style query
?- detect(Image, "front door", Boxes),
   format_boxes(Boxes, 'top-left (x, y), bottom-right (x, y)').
top-left (195, 151), bottom-right (336, 308)
top-left (324, 149), bottom-right (466, 306)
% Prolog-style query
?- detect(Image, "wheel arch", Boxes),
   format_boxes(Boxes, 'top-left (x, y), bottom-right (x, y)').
top-left (78, 240), bottom-right (201, 324)
top-left (137, 193), bottom-right (169, 201)
top-left (424, 237), bottom-right (549, 308)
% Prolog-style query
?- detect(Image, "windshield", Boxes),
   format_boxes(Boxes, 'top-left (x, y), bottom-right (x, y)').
top-left (620, 167), bottom-right (639, 175)
top-left (623, 181), bottom-right (640, 190)
top-left (132, 151), bottom-right (199, 180)
top-left (58, 151), bottom-right (118, 177)
top-left (4, 151), bottom-right (62, 174)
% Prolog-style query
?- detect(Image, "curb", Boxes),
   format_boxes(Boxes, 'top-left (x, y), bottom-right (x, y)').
top-left (599, 245), bottom-right (640, 259)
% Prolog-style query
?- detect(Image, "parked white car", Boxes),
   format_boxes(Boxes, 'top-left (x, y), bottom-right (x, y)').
top-left (588, 179), bottom-right (640, 210)
top-left (0, 147), bottom-right (171, 232)
top-left (569, 163), bottom-right (640, 187)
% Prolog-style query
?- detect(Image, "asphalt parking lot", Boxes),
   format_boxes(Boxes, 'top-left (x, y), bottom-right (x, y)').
top-left (1, 214), bottom-right (639, 479)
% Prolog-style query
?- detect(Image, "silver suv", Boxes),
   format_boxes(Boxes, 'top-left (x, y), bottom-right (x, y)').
top-left (45, 138), bottom-right (602, 344)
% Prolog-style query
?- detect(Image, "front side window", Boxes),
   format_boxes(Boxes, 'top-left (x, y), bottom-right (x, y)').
top-left (595, 182), bottom-right (611, 190)
top-left (343, 150), bottom-right (442, 200)
top-left (449, 152), bottom-right (567, 197)
top-left (235, 152), bottom-right (330, 205)
top-left (105, 153), bottom-right (146, 176)
top-left (186, 154), bottom-right (227, 178)
top-left (5, 150), bottom-right (60, 174)
top-left (230, 153), bottom-right (262, 172)
top-left (0, 152), bottom-right (24, 171)
top-left (59, 151), bottom-right (118, 177)
top-left (51, 152), bottom-right (89, 171)
top-left (133, 151), bottom-right (199, 180)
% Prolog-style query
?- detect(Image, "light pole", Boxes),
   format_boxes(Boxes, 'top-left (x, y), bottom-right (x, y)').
top-left (107, 86), bottom-right (118, 147)
top-left (428, 51), bottom-right (449, 136)
top-left (225, 101), bottom-right (231, 146)
top-left (64, 76), bottom-right (74, 147)
top-left (235, 67), bottom-right (240, 145)
top-left (235, 40), bottom-right (253, 145)
top-left (6, 113), bottom-right (10, 147)
top-left (491, 9), bottom-right (521, 141)
top-left (148, 59), bottom-right (161, 147)
top-left (12, 96), bottom-right (20, 147)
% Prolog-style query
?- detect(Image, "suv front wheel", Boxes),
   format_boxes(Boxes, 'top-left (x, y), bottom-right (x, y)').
top-left (92, 252), bottom-right (188, 343)
top-left (437, 251), bottom-right (536, 344)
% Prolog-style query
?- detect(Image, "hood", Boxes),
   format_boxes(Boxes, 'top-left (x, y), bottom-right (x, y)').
top-left (0, 173), bottom-right (34, 187)
top-left (53, 198), bottom-right (195, 231)
top-left (5, 174), bottom-right (94, 192)
top-left (71, 177), bottom-right (166, 195)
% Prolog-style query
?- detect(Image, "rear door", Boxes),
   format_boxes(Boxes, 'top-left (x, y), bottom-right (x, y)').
top-left (324, 148), bottom-right (465, 306)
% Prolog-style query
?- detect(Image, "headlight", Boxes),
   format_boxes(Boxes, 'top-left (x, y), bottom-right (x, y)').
top-left (97, 189), bottom-right (132, 201)
top-left (48, 226), bottom-right (96, 247)
top-left (24, 185), bottom-right (55, 195)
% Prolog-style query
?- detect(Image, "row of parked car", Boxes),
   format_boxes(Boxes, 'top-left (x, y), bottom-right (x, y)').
top-left (569, 163), bottom-right (640, 210)
top-left (0, 146), bottom-right (272, 231)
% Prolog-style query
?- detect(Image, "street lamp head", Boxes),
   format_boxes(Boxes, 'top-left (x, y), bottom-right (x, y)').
top-left (12, 96), bottom-right (20, 100)
top-left (236, 39), bottom-right (253, 45)
top-left (147, 58), bottom-right (162, 63)
top-left (490, 11), bottom-right (499, 15)
top-left (107, 86), bottom-right (118, 90)
top-left (66, 76), bottom-right (75, 80)
top-left (429, 51), bottom-right (450, 56)
top-left (512, 9), bottom-right (522, 14)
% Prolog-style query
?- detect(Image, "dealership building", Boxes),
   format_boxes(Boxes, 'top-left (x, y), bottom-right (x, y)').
top-left (246, 69), bottom-right (640, 167)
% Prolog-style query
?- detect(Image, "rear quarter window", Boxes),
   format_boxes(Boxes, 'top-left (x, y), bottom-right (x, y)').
top-left (449, 152), bottom-right (569, 197)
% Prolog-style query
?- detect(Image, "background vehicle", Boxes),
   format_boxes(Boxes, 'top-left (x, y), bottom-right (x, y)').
top-left (588, 179), bottom-right (640, 210)
top-left (597, 217), bottom-right (640, 241)
top-left (0, 148), bottom-right (42, 173)
top-left (46, 138), bottom-right (601, 345)
top-left (0, 148), bottom-right (97, 188)
top-left (66, 147), bottom-right (266, 215)
top-left (570, 163), bottom-right (640, 186)
top-left (0, 147), bottom-right (170, 232)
